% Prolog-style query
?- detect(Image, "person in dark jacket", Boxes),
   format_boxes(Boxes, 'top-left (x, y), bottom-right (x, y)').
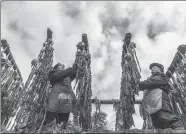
top-left (139, 63), bottom-right (184, 129)
top-left (39, 63), bottom-right (78, 132)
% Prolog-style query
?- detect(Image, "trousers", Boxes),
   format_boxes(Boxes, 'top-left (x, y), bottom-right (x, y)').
top-left (42, 111), bottom-right (70, 128)
top-left (150, 99), bottom-right (184, 129)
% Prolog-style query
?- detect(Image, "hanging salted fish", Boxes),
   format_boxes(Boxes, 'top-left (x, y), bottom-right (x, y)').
top-left (1, 40), bottom-right (24, 130)
top-left (115, 33), bottom-right (141, 130)
top-left (14, 29), bottom-right (54, 132)
top-left (73, 34), bottom-right (92, 131)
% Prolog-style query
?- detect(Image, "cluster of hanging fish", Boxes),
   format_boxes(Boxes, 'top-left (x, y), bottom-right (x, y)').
top-left (13, 28), bottom-right (54, 132)
top-left (114, 33), bottom-right (141, 130)
top-left (73, 34), bottom-right (92, 131)
top-left (1, 40), bottom-right (24, 130)
top-left (92, 97), bottom-right (101, 130)
top-left (166, 45), bottom-right (186, 127)
top-left (142, 115), bottom-right (155, 129)
top-left (140, 100), bottom-right (155, 129)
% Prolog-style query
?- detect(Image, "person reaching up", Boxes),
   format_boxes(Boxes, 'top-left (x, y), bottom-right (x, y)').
top-left (39, 63), bottom-right (78, 132)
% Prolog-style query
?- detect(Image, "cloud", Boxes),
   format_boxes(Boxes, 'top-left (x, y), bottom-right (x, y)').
top-left (1, 1), bottom-right (186, 129)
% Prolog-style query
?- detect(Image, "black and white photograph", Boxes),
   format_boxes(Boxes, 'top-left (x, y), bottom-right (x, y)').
top-left (1, 1), bottom-right (186, 133)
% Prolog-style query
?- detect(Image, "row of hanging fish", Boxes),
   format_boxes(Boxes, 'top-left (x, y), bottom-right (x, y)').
top-left (1, 40), bottom-right (24, 130)
top-left (114, 33), bottom-right (141, 131)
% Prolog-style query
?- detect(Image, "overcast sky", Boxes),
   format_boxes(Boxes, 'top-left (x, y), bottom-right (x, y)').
top-left (1, 1), bottom-right (186, 130)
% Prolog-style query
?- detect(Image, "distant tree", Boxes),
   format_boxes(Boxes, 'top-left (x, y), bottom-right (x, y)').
top-left (92, 111), bottom-right (108, 131)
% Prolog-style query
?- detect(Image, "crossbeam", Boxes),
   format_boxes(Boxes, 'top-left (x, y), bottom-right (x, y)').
top-left (91, 99), bottom-right (142, 105)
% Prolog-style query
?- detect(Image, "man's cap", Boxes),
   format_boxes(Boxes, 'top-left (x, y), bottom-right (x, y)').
top-left (149, 63), bottom-right (164, 72)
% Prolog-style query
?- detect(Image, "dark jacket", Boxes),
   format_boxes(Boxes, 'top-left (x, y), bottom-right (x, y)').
top-left (45, 67), bottom-right (77, 113)
top-left (139, 72), bottom-right (171, 101)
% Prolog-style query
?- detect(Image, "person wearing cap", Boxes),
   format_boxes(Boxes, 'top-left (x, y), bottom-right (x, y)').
top-left (139, 63), bottom-right (184, 129)
top-left (39, 63), bottom-right (78, 132)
